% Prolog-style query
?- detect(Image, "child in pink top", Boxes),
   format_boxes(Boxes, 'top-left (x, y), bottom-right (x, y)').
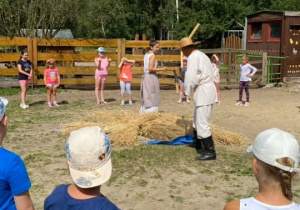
top-left (44, 59), bottom-right (60, 108)
top-left (95, 47), bottom-right (111, 105)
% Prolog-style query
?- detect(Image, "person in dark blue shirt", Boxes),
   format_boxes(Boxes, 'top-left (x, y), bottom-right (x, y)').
top-left (0, 97), bottom-right (35, 210)
top-left (44, 126), bottom-right (119, 210)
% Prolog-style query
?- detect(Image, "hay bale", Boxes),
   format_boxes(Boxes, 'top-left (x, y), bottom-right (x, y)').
top-left (61, 111), bottom-right (248, 147)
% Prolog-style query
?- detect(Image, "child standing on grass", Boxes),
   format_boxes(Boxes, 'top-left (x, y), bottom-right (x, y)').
top-left (17, 50), bottom-right (33, 109)
top-left (44, 59), bottom-right (60, 108)
top-left (178, 56), bottom-right (190, 103)
top-left (95, 47), bottom-right (111, 105)
top-left (211, 54), bottom-right (221, 105)
top-left (235, 55), bottom-right (257, 107)
top-left (118, 57), bottom-right (135, 106)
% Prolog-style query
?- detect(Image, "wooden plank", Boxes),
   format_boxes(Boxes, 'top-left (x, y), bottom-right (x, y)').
top-left (261, 52), bottom-right (268, 85)
top-left (36, 66), bottom-right (119, 75)
top-left (0, 53), bottom-right (22, 62)
top-left (37, 38), bottom-right (119, 47)
top-left (36, 77), bottom-right (118, 85)
top-left (130, 77), bottom-right (175, 85)
top-left (0, 68), bottom-right (18, 76)
top-left (125, 54), bottom-right (180, 62)
top-left (0, 37), bottom-right (28, 46)
top-left (125, 40), bottom-right (180, 48)
top-left (37, 53), bottom-right (118, 61)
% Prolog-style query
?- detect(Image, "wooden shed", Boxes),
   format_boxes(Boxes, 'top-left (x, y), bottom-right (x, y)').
top-left (246, 11), bottom-right (300, 81)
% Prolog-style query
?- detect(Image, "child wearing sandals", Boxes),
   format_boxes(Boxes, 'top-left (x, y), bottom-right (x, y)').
top-left (95, 47), bottom-right (111, 105)
top-left (44, 59), bottom-right (60, 108)
top-left (118, 57), bottom-right (135, 106)
top-left (235, 55), bottom-right (257, 107)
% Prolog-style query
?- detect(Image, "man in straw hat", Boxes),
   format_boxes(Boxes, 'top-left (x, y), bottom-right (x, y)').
top-left (0, 97), bottom-right (35, 210)
top-left (180, 37), bottom-right (218, 161)
top-left (44, 126), bottom-right (119, 209)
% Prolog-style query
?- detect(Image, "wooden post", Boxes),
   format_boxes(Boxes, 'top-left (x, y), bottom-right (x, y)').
top-left (27, 37), bottom-right (38, 88)
top-left (262, 52), bottom-right (268, 85)
top-left (227, 49), bottom-right (232, 85)
top-left (116, 38), bottom-right (123, 82)
top-left (133, 34), bottom-right (139, 55)
top-left (142, 34), bottom-right (146, 41)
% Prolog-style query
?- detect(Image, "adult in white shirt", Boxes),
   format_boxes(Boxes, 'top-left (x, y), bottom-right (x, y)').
top-left (179, 37), bottom-right (218, 161)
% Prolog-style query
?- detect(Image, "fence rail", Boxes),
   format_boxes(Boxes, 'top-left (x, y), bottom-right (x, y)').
top-left (0, 37), bottom-right (268, 88)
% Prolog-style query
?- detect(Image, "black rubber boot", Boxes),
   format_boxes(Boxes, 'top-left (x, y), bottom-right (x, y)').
top-left (196, 136), bottom-right (216, 161)
top-left (193, 130), bottom-right (204, 154)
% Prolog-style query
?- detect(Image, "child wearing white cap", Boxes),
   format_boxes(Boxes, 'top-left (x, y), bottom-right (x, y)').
top-left (95, 47), bottom-right (111, 105)
top-left (44, 126), bottom-right (119, 210)
top-left (0, 97), bottom-right (35, 210)
top-left (224, 128), bottom-right (300, 210)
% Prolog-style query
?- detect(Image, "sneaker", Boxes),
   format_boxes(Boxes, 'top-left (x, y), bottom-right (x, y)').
top-left (20, 104), bottom-right (28, 109)
top-left (47, 102), bottom-right (52, 108)
top-left (121, 100), bottom-right (125, 106)
top-left (235, 101), bottom-right (242, 106)
top-left (186, 98), bottom-right (190, 103)
top-left (178, 99), bottom-right (182, 103)
top-left (129, 100), bottom-right (133, 105)
top-left (243, 102), bottom-right (250, 107)
top-left (53, 102), bottom-right (60, 107)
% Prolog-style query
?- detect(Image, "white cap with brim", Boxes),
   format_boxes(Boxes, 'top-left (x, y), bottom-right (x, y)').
top-left (66, 126), bottom-right (112, 188)
top-left (247, 128), bottom-right (300, 173)
top-left (97, 47), bottom-right (105, 53)
top-left (0, 97), bottom-right (8, 122)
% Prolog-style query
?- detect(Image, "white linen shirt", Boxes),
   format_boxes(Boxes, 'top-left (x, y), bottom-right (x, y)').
top-left (184, 50), bottom-right (218, 107)
top-left (240, 63), bottom-right (257, 82)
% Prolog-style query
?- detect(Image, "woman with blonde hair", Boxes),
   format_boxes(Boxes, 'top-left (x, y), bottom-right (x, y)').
top-left (224, 128), bottom-right (300, 210)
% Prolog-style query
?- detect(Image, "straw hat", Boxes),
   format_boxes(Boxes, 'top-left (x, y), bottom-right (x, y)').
top-left (179, 37), bottom-right (201, 49)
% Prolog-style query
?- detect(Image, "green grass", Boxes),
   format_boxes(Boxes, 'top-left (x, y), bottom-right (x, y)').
top-left (0, 87), bottom-right (61, 96)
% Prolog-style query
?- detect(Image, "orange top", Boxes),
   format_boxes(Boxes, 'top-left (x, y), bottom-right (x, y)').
top-left (119, 64), bottom-right (132, 82)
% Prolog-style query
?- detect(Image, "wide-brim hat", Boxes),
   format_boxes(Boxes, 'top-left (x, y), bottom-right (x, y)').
top-left (179, 37), bottom-right (201, 49)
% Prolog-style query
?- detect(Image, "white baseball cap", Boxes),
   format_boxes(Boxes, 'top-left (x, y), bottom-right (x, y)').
top-left (0, 97), bottom-right (8, 122)
top-left (247, 128), bottom-right (300, 173)
top-left (66, 126), bottom-right (112, 188)
top-left (97, 47), bottom-right (105, 53)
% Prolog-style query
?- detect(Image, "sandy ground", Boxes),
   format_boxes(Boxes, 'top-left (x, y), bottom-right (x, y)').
top-left (1, 84), bottom-right (300, 210)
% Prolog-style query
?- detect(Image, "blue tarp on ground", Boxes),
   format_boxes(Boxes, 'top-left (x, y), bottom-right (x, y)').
top-left (144, 135), bottom-right (194, 145)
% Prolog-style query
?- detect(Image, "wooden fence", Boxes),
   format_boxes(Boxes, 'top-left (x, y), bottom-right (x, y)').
top-left (0, 37), bottom-right (268, 88)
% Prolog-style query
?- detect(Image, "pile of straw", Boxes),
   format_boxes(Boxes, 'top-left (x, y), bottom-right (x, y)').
top-left (61, 111), bottom-right (248, 146)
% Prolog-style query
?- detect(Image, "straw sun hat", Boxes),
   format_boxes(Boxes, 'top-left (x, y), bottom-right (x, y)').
top-left (179, 37), bottom-right (201, 49)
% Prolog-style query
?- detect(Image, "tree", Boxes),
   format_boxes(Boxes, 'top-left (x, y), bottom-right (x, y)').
top-left (0, 0), bottom-right (80, 38)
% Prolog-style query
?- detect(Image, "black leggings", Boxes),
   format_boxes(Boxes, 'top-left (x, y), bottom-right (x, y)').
top-left (239, 81), bottom-right (250, 102)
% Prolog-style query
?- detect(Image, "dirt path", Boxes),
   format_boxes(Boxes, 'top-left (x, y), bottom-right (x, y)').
top-left (2, 86), bottom-right (300, 209)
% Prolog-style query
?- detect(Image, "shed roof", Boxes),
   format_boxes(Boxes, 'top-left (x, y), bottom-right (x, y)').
top-left (247, 10), bottom-right (300, 18)
top-left (20, 29), bottom-right (74, 38)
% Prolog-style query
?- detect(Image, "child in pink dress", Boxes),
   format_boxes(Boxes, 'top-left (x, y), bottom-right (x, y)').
top-left (95, 47), bottom-right (111, 105)
top-left (44, 59), bottom-right (60, 108)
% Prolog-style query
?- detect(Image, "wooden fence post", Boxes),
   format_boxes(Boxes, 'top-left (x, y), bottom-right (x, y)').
top-left (117, 38), bottom-right (125, 81)
top-left (227, 49), bottom-right (232, 85)
top-left (27, 37), bottom-right (38, 88)
top-left (261, 52), bottom-right (268, 85)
